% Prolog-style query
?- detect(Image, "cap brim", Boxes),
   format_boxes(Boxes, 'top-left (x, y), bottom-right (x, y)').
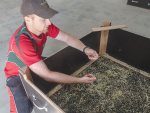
top-left (36, 8), bottom-right (58, 19)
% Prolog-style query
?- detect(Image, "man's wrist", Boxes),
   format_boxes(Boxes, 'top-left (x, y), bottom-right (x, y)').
top-left (83, 46), bottom-right (90, 54)
top-left (78, 77), bottom-right (83, 83)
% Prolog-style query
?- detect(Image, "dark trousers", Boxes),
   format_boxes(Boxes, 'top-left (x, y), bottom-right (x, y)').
top-left (6, 76), bottom-right (33, 113)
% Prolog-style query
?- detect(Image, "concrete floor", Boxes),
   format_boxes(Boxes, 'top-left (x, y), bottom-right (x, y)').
top-left (0, 0), bottom-right (150, 112)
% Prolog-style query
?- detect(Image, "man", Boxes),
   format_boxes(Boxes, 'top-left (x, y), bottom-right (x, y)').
top-left (4, 0), bottom-right (99, 112)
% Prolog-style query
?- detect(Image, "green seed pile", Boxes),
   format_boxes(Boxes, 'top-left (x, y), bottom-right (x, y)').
top-left (50, 56), bottom-right (150, 113)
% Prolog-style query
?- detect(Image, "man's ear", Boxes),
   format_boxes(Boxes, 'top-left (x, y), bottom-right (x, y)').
top-left (24, 16), bottom-right (30, 22)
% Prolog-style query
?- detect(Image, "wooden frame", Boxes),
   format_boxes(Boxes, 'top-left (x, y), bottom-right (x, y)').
top-left (19, 21), bottom-right (150, 113)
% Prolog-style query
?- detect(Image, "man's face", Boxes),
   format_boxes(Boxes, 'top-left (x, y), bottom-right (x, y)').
top-left (30, 15), bottom-right (51, 34)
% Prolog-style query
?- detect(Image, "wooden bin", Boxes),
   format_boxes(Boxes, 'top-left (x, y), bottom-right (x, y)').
top-left (19, 23), bottom-right (150, 113)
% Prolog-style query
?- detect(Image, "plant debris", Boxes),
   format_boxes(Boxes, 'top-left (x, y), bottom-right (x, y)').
top-left (50, 56), bottom-right (150, 113)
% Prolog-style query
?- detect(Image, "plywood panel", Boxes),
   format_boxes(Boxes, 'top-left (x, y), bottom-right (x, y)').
top-left (106, 29), bottom-right (150, 75)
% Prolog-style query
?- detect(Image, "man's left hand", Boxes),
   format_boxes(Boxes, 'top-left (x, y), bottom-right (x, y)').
top-left (84, 48), bottom-right (99, 60)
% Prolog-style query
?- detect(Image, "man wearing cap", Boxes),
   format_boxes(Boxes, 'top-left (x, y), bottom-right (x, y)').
top-left (4, 0), bottom-right (99, 112)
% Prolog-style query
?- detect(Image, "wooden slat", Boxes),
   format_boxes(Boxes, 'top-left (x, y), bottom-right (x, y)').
top-left (21, 66), bottom-right (34, 83)
top-left (99, 21), bottom-right (111, 55)
top-left (103, 55), bottom-right (150, 79)
top-left (92, 25), bottom-right (127, 32)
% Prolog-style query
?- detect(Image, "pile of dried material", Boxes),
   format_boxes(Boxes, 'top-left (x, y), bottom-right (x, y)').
top-left (50, 56), bottom-right (150, 113)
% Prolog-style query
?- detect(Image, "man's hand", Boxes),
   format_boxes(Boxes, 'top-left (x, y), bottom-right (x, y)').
top-left (85, 48), bottom-right (99, 60)
top-left (80, 74), bottom-right (96, 84)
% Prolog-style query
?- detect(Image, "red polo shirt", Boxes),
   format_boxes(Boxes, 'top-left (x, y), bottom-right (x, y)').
top-left (4, 22), bottom-right (59, 78)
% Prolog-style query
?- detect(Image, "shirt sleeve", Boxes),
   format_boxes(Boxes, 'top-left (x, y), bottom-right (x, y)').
top-left (19, 35), bottom-right (41, 66)
top-left (46, 23), bottom-right (59, 38)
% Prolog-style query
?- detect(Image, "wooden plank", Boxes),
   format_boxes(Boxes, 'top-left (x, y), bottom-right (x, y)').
top-left (103, 54), bottom-right (150, 79)
top-left (92, 25), bottom-right (127, 32)
top-left (19, 67), bottom-right (65, 113)
top-left (21, 66), bottom-right (34, 83)
top-left (46, 56), bottom-right (101, 97)
top-left (99, 21), bottom-right (111, 55)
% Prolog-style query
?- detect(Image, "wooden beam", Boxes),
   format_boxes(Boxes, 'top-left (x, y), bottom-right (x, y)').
top-left (92, 25), bottom-right (127, 32)
top-left (21, 66), bottom-right (34, 84)
top-left (99, 21), bottom-right (111, 55)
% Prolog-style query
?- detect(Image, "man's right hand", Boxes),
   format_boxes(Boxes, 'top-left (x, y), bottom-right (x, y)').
top-left (80, 74), bottom-right (96, 84)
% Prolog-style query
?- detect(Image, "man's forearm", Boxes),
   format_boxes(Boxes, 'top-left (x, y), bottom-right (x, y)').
top-left (66, 34), bottom-right (86, 52)
top-left (44, 71), bottom-right (82, 83)
top-left (55, 30), bottom-right (99, 60)
top-left (55, 30), bottom-right (86, 52)
top-left (29, 60), bottom-right (82, 84)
